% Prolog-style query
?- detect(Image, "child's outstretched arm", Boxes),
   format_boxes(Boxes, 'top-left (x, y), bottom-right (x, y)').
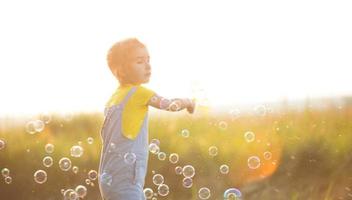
top-left (148, 94), bottom-right (195, 114)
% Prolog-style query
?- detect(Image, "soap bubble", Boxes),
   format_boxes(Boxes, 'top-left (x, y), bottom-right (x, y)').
top-left (219, 164), bottom-right (229, 174)
top-left (110, 142), bottom-right (116, 150)
top-left (100, 171), bottom-right (112, 186)
top-left (85, 179), bottom-right (91, 185)
top-left (198, 187), bottom-right (211, 199)
top-left (25, 121), bottom-right (37, 134)
top-left (33, 119), bottom-right (45, 132)
top-left (208, 146), bottom-right (218, 157)
top-left (157, 184), bottom-right (169, 196)
top-left (169, 153), bottom-right (179, 164)
top-left (150, 138), bottom-right (160, 146)
top-left (149, 143), bottom-right (160, 154)
top-left (218, 121), bottom-right (228, 130)
top-left (244, 131), bottom-right (255, 143)
top-left (263, 151), bottom-right (272, 160)
top-left (75, 185), bottom-right (87, 198)
top-left (0, 139), bottom-right (5, 150)
top-left (45, 143), bottom-right (54, 154)
top-left (181, 129), bottom-right (190, 138)
top-left (224, 188), bottom-right (242, 200)
top-left (182, 165), bottom-right (195, 178)
top-left (72, 166), bottom-right (79, 174)
top-left (248, 156), bottom-right (261, 169)
top-left (40, 112), bottom-right (52, 124)
top-left (4, 176), bottom-right (12, 184)
top-left (43, 156), bottom-right (53, 167)
top-left (34, 170), bottom-right (47, 184)
top-left (124, 152), bottom-right (136, 164)
top-left (88, 170), bottom-right (98, 180)
top-left (229, 108), bottom-right (241, 120)
top-left (87, 137), bottom-right (94, 144)
top-left (1, 168), bottom-right (10, 177)
top-left (160, 98), bottom-right (171, 110)
top-left (70, 145), bottom-right (84, 158)
top-left (157, 152), bottom-right (166, 161)
top-left (152, 174), bottom-right (164, 185)
top-left (59, 157), bottom-right (72, 171)
top-left (175, 166), bottom-right (183, 175)
top-left (182, 177), bottom-right (193, 188)
top-left (254, 105), bottom-right (267, 116)
top-left (144, 188), bottom-right (154, 199)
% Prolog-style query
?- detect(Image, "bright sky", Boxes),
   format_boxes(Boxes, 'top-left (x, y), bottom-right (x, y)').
top-left (0, 0), bottom-right (351, 115)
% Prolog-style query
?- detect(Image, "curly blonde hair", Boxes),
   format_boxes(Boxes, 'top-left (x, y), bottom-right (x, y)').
top-left (107, 38), bottom-right (146, 85)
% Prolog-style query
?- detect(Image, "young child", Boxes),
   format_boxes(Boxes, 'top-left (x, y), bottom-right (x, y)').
top-left (98, 38), bottom-right (195, 200)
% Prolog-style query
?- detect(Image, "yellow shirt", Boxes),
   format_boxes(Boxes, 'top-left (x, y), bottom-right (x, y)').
top-left (105, 84), bottom-right (155, 140)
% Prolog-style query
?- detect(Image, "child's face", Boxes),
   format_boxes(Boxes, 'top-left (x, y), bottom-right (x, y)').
top-left (126, 46), bottom-right (151, 85)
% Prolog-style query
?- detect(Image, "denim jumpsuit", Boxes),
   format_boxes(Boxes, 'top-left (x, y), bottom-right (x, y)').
top-left (99, 87), bottom-right (149, 200)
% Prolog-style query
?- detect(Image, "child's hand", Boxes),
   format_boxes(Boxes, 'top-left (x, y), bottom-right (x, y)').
top-left (186, 98), bottom-right (196, 114)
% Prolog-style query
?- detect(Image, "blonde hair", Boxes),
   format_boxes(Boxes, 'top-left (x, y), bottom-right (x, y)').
top-left (107, 38), bottom-right (146, 85)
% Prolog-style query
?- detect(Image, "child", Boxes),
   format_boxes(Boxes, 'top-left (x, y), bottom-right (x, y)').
top-left (98, 38), bottom-right (195, 200)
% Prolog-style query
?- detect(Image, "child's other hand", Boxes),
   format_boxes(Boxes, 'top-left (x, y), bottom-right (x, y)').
top-left (186, 98), bottom-right (196, 114)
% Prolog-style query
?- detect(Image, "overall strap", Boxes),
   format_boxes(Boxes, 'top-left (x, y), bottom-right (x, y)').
top-left (119, 86), bottom-right (138, 107)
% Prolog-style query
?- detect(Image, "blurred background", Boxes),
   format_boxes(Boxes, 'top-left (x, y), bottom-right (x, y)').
top-left (0, 0), bottom-right (351, 199)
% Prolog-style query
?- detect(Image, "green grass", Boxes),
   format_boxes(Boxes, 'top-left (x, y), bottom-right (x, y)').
top-left (0, 101), bottom-right (352, 199)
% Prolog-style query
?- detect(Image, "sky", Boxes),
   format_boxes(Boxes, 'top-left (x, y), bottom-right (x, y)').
top-left (0, 0), bottom-right (351, 115)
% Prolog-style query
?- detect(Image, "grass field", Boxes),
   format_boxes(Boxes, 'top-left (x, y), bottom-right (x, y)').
top-left (1, 97), bottom-right (352, 200)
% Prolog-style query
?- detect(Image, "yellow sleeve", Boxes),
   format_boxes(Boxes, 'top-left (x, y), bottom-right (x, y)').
top-left (134, 85), bottom-right (156, 106)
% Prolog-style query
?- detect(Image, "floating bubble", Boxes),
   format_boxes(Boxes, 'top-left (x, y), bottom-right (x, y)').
top-left (75, 185), bottom-right (87, 198)
top-left (181, 129), bottom-right (190, 138)
top-left (149, 143), bottom-right (160, 154)
top-left (218, 121), bottom-right (228, 130)
top-left (1, 168), bottom-right (10, 177)
top-left (157, 152), bottom-right (166, 161)
top-left (182, 165), bottom-right (195, 178)
top-left (85, 179), bottom-right (91, 185)
top-left (70, 145), bottom-right (84, 158)
top-left (110, 142), bottom-right (116, 150)
top-left (175, 166), bottom-right (183, 175)
top-left (59, 157), bottom-right (72, 171)
top-left (263, 151), bottom-right (272, 160)
top-left (169, 153), bottom-right (179, 164)
top-left (244, 131), bottom-right (255, 143)
top-left (100, 171), bottom-right (112, 186)
top-left (0, 139), bottom-right (5, 150)
top-left (43, 156), bottom-right (53, 167)
top-left (45, 143), bottom-right (54, 154)
top-left (34, 170), bottom-right (47, 184)
top-left (182, 177), bottom-right (193, 188)
top-left (40, 112), bottom-right (52, 124)
top-left (144, 188), bottom-right (154, 199)
top-left (87, 137), bottom-right (94, 144)
top-left (198, 187), bottom-right (211, 199)
top-left (254, 105), bottom-right (267, 116)
top-left (208, 146), bottom-right (218, 157)
top-left (160, 98), bottom-right (171, 110)
top-left (152, 174), bottom-right (164, 186)
top-left (72, 166), bottom-right (79, 174)
top-left (224, 188), bottom-right (242, 200)
top-left (25, 121), bottom-right (37, 134)
top-left (63, 189), bottom-right (75, 199)
top-left (157, 184), bottom-right (169, 196)
top-left (229, 109), bottom-right (241, 120)
top-left (124, 152), bottom-right (136, 164)
top-left (4, 176), bottom-right (12, 184)
top-left (88, 170), bottom-right (98, 180)
top-left (33, 119), bottom-right (45, 132)
top-left (150, 138), bottom-right (160, 146)
top-left (248, 156), bottom-right (261, 169)
top-left (219, 164), bottom-right (229, 174)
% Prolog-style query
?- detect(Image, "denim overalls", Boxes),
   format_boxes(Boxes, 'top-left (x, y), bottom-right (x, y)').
top-left (99, 87), bottom-right (149, 200)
